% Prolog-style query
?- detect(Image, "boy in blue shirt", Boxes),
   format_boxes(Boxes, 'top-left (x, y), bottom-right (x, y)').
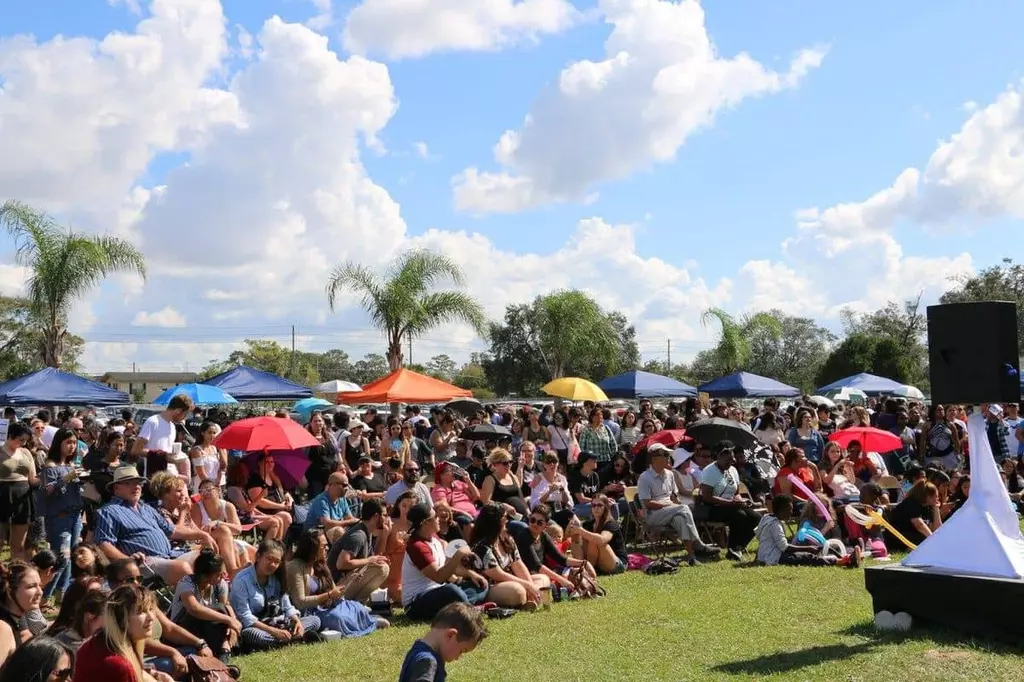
top-left (398, 602), bottom-right (487, 682)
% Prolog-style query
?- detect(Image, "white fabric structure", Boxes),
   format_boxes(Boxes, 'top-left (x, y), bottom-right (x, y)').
top-left (892, 385), bottom-right (925, 399)
top-left (315, 380), bottom-right (362, 394)
top-left (902, 412), bottom-right (1024, 579)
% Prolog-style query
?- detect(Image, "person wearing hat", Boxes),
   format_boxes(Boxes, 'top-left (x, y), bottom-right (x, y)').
top-left (985, 403), bottom-right (1012, 463)
top-left (670, 447), bottom-right (699, 508)
top-left (93, 466), bottom-right (193, 586)
top-left (341, 421), bottom-right (372, 473)
top-left (637, 444), bottom-right (719, 566)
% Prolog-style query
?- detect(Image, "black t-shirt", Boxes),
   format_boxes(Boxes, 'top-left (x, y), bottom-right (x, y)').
top-left (885, 498), bottom-right (932, 549)
top-left (568, 469), bottom-right (600, 502)
top-left (513, 524), bottom-right (567, 573)
top-left (350, 472), bottom-right (386, 494)
top-left (583, 517), bottom-right (627, 562)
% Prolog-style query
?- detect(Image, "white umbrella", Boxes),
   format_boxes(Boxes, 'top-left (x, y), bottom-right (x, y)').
top-left (825, 387), bottom-right (868, 404)
top-left (315, 379), bottom-right (362, 394)
top-left (892, 384), bottom-right (925, 399)
top-left (809, 395), bottom-right (835, 408)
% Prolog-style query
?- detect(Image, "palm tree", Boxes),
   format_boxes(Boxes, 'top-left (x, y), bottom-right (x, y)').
top-left (326, 250), bottom-right (486, 372)
top-left (700, 307), bottom-right (782, 375)
top-left (0, 200), bottom-right (147, 368)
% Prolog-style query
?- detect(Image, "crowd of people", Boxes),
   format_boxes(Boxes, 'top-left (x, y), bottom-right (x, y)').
top-left (0, 390), bottom-right (1020, 682)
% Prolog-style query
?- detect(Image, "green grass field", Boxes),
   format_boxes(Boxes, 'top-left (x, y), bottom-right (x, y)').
top-left (238, 559), bottom-right (1022, 682)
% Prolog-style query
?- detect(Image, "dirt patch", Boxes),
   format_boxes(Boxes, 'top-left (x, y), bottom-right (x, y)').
top-left (924, 649), bottom-right (974, 662)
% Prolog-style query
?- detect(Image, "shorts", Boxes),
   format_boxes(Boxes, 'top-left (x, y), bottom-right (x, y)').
top-left (145, 555), bottom-right (192, 583)
top-left (604, 559), bottom-right (626, 576)
top-left (0, 481), bottom-right (34, 525)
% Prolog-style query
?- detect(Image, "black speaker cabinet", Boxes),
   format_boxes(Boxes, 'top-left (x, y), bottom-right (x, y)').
top-left (927, 301), bottom-right (1020, 405)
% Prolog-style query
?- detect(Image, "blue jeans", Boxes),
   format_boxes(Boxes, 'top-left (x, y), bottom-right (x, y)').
top-left (405, 584), bottom-right (469, 622)
top-left (43, 511), bottom-right (83, 599)
top-left (148, 646), bottom-right (196, 675)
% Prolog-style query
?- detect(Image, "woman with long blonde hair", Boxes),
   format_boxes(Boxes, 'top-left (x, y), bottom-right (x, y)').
top-left (73, 584), bottom-right (171, 681)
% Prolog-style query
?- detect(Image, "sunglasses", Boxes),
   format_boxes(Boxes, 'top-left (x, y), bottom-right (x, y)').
top-left (591, 502), bottom-right (605, 509)
top-left (54, 669), bottom-right (73, 682)
top-left (528, 517), bottom-right (547, 526)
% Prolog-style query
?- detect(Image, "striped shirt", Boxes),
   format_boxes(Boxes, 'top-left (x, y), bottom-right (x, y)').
top-left (94, 498), bottom-right (174, 559)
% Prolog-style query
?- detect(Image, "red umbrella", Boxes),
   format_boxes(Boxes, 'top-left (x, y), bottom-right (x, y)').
top-left (213, 416), bottom-right (320, 452)
top-left (632, 429), bottom-right (688, 455)
top-left (828, 426), bottom-right (903, 452)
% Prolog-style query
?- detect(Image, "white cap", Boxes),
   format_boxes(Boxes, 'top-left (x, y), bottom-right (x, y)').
top-left (647, 443), bottom-right (673, 457)
top-left (672, 447), bottom-right (693, 468)
top-left (349, 420), bottom-right (367, 430)
top-left (988, 404), bottom-right (1004, 417)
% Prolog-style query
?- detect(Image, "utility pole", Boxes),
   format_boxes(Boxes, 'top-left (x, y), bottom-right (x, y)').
top-left (666, 339), bottom-right (671, 373)
top-left (290, 325), bottom-right (296, 378)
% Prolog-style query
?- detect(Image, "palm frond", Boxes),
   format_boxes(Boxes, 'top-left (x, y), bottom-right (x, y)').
top-left (391, 250), bottom-right (466, 295)
top-left (404, 291), bottom-right (487, 338)
top-left (0, 200), bottom-right (61, 268)
top-left (325, 262), bottom-right (387, 321)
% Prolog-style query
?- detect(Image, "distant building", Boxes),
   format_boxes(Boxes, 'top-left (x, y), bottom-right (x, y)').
top-left (100, 371), bottom-right (199, 403)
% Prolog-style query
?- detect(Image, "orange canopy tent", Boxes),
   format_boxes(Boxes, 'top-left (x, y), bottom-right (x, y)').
top-left (336, 368), bottom-right (472, 404)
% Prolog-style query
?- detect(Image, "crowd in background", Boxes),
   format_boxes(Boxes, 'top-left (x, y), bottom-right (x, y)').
top-left (0, 391), bottom-right (1020, 681)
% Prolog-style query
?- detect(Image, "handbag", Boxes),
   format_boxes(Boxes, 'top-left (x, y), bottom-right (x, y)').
top-left (568, 565), bottom-right (604, 598)
top-left (186, 654), bottom-right (232, 682)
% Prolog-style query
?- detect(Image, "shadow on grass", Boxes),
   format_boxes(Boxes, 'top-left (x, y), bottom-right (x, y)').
top-left (710, 641), bottom-right (877, 675)
top-left (839, 622), bottom-right (1024, 653)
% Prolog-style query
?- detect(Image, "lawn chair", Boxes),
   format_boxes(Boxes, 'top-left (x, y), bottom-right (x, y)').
top-left (738, 482), bottom-right (768, 514)
top-left (877, 475), bottom-right (902, 503)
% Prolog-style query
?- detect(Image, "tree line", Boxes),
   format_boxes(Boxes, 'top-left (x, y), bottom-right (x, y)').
top-left (1, 200), bottom-right (1022, 398)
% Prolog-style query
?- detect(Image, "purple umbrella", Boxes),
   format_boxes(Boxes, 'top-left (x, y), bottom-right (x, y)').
top-left (242, 449), bottom-right (310, 490)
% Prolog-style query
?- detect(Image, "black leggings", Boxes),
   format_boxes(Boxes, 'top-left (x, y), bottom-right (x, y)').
top-left (176, 611), bottom-right (232, 652)
top-left (703, 504), bottom-right (761, 551)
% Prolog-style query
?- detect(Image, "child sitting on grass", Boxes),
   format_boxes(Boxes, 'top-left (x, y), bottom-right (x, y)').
top-left (399, 601), bottom-right (488, 682)
top-left (755, 495), bottom-right (860, 567)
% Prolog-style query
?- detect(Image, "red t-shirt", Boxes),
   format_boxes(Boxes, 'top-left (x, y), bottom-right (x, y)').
top-left (772, 466), bottom-right (815, 501)
top-left (406, 536), bottom-right (437, 570)
top-left (73, 635), bottom-right (137, 682)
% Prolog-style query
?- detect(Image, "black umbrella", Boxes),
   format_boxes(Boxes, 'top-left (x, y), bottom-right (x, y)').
top-left (685, 417), bottom-right (757, 450)
top-left (459, 423), bottom-right (513, 441)
top-left (445, 398), bottom-right (483, 418)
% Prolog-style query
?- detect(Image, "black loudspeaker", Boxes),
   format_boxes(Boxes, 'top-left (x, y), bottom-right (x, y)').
top-left (927, 301), bottom-right (1020, 405)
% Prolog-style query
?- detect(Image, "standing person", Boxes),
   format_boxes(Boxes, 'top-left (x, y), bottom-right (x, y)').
top-left (131, 395), bottom-right (194, 480)
top-left (429, 415), bottom-right (458, 469)
top-left (577, 409), bottom-right (617, 465)
top-left (398, 602), bottom-right (487, 682)
top-left (41, 429), bottom-right (84, 605)
top-left (306, 412), bottom-right (343, 498)
top-left (341, 423), bottom-right (371, 473)
top-left (189, 422), bottom-right (227, 490)
top-left (0, 423), bottom-right (39, 562)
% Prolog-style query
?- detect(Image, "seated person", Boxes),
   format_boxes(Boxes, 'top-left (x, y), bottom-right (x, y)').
top-left (755, 494), bottom-right (860, 567)
top-left (287, 529), bottom-right (387, 638)
top-left (93, 466), bottom-right (194, 587)
top-left (327, 499), bottom-right (391, 603)
top-left (225, 461), bottom-right (288, 541)
top-left (349, 455), bottom-right (387, 518)
top-left (401, 504), bottom-right (488, 622)
top-left (430, 463), bottom-right (480, 519)
top-left (470, 504), bottom-right (547, 611)
top-left (638, 445), bottom-right (719, 566)
top-left (771, 448), bottom-right (821, 502)
top-left (884, 480), bottom-right (942, 551)
top-left (106, 558), bottom-right (215, 678)
top-left (567, 453), bottom-right (601, 519)
top-left (149, 472), bottom-right (215, 566)
top-left (190, 479), bottom-right (255, 578)
top-left (698, 441), bottom-right (762, 561)
top-left (513, 505), bottom-right (595, 594)
top-left (386, 462), bottom-right (434, 508)
top-left (568, 494), bottom-right (626, 575)
top-left (245, 452), bottom-right (294, 525)
top-left (306, 472), bottom-right (358, 544)
top-left (229, 539), bottom-right (322, 653)
top-left (49, 587), bottom-right (106, 653)
top-left (168, 549), bottom-right (240, 664)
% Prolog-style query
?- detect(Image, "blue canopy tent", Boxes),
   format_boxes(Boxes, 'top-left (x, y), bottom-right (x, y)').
top-left (599, 370), bottom-right (698, 399)
top-left (0, 367), bottom-right (130, 406)
top-left (204, 365), bottom-right (313, 401)
top-left (816, 372), bottom-right (905, 397)
top-left (697, 371), bottom-right (800, 398)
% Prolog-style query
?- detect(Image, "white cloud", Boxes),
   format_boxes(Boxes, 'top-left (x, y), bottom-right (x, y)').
top-left (307, 0), bottom-right (334, 30)
top-left (412, 141), bottom-right (431, 159)
top-left (794, 82), bottom-right (1024, 249)
top-left (0, 0), bottom-right (239, 216)
top-left (342, 0), bottom-right (579, 60)
top-left (453, 0), bottom-right (826, 213)
top-left (203, 289), bottom-right (249, 302)
top-left (0, 264), bottom-right (27, 296)
top-left (109, 0), bottom-right (143, 14)
top-left (132, 306), bottom-right (188, 327)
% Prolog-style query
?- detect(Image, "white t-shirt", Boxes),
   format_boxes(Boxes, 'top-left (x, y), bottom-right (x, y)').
top-left (1004, 417), bottom-right (1021, 457)
top-left (139, 414), bottom-right (177, 453)
top-left (699, 464), bottom-right (739, 500)
top-left (401, 536), bottom-right (447, 607)
top-left (530, 474), bottom-right (569, 509)
top-left (41, 425), bottom-right (58, 448)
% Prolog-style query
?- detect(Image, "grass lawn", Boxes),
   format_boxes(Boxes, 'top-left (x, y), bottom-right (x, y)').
top-left (238, 559), bottom-right (1022, 681)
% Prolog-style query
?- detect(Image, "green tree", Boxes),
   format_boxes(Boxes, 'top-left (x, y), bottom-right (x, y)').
top-left (941, 258), bottom-right (1024, 354)
top-left (350, 353), bottom-right (388, 386)
top-left (326, 250), bottom-right (486, 372)
top-left (815, 333), bottom-right (920, 388)
top-left (315, 349), bottom-right (354, 381)
top-left (200, 339), bottom-right (317, 384)
top-left (699, 308), bottom-right (782, 376)
top-left (838, 294), bottom-right (928, 387)
top-left (426, 354), bottom-right (458, 382)
top-left (1, 200), bottom-right (146, 367)
top-left (0, 295), bottom-right (85, 380)
top-left (745, 311), bottom-right (836, 392)
top-left (483, 291), bottom-right (639, 395)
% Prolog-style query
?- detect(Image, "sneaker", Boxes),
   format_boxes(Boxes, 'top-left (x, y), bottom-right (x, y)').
top-left (698, 543), bottom-right (721, 555)
top-left (726, 548), bottom-right (745, 561)
top-left (686, 554), bottom-right (702, 567)
top-left (848, 546), bottom-right (862, 569)
top-left (475, 601), bottom-right (498, 612)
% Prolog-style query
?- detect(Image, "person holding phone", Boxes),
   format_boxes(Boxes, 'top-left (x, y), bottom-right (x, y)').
top-left (430, 463), bottom-right (479, 519)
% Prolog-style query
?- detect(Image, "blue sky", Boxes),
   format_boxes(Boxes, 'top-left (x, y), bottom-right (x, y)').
top-left (1, 0), bottom-right (1021, 373)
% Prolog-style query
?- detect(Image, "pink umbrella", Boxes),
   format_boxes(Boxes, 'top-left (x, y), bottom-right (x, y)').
top-left (241, 449), bottom-right (310, 491)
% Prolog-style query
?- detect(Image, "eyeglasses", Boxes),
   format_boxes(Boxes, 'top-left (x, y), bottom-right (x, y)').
top-left (591, 502), bottom-right (605, 509)
top-left (528, 517), bottom-right (547, 526)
